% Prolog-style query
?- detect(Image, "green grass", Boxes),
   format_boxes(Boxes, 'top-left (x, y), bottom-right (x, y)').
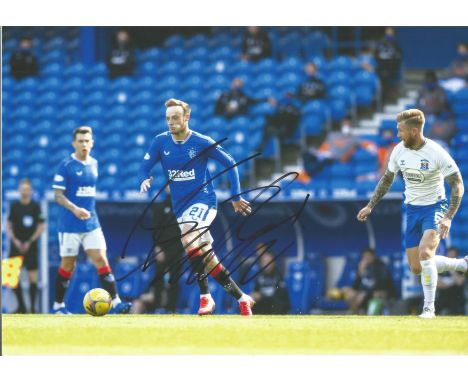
top-left (3, 314), bottom-right (468, 355)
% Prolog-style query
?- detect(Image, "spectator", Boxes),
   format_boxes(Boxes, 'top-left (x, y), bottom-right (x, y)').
top-left (343, 248), bottom-right (394, 315)
top-left (426, 111), bottom-right (457, 148)
top-left (258, 92), bottom-right (301, 152)
top-left (417, 70), bottom-right (450, 119)
top-left (297, 62), bottom-right (327, 102)
top-left (6, 178), bottom-right (45, 313)
top-left (374, 27), bottom-right (402, 103)
top-left (251, 245), bottom-right (290, 314)
top-left (107, 29), bottom-right (135, 79)
top-left (214, 77), bottom-right (274, 119)
top-left (450, 42), bottom-right (468, 78)
top-left (131, 187), bottom-right (184, 314)
top-left (9, 36), bottom-right (39, 80)
top-left (301, 117), bottom-right (357, 178)
top-left (241, 26), bottom-right (272, 62)
top-left (436, 247), bottom-right (466, 315)
top-left (356, 46), bottom-right (377, 73)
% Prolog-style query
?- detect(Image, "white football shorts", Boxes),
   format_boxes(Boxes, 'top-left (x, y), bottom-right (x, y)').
top-left (58, 228), bottom-right (107, 257)
top-left (177, 203), bottom-right (217, 246)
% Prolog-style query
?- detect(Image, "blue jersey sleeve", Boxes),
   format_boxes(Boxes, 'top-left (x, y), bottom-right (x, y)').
top-left (207, 141), bottom-right (242, 202)
top-left (52, 161), bottom-right (68, 190)
top-left (139, 136), bottom-right (162, 185)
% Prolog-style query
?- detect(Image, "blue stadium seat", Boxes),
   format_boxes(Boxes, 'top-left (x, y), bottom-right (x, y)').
top-left (329, 98), bottom-right (349, 122)
top-left (204, 74), bottom-right (230, 91)
top-left (253, 58), bottom-right (277, 75)
top-left (64, 62), bottom-right (86, 78)
top-left (302, 99), bottom-right (329, 121)
top-left (63, 77), bottom-right (85, 93)
top-left (286, 261), bottom-right (311, 314)
top-left (85, 77), bottom-right (110, 93)
top-left (42, 49), bottom-right (66, 65)
top-left (42, 62), bottom-right (64, 77)
top-left (184, 33), bottom-right (208, 50)
top-left (278, 57), bottom-right (303, 74)
top-left (277, 72), bottom-right (303, 90)
top-left (181, 75), bottom-right (204, 92)
top-left (11, 105), bottom-right (33, 121)
top-left (139, 61), bottom-right (158, 76)
top-left (329, 85), bottom-right (353, 106)
top-left (300, 115), bottom-right (324, 137)
top-left (328, 55), bottom-right (354, 73)
top-left (140, 47), bottom-right (162, 63)
top-left (187, 46), bottom-right (209, 62)
top-left (110, 76), bottom-right (133, 92)
top-left (87, 62), bottom-right (107, 78)
top-left (228, 60), bottom-right (252, 77)
top-left (164, 34), bottom-right (184, 48)
top-left (211, 46), bottom-right (236, 62)
top-left (16, 78), bottom-right (39, 92)
top-left (83, 105), bottom-right (105, 121)
top-left (354, 85), bottom-right (375, 106)
top-left (36, 90), bottom-right (59, 107)
top-left (13, 90), bottom-right (35, 106)
top-left (352, 70), bottom-right (379, 91)
top-left (327, 70), bottom-right (352, 88)
top-left (158, 61), bottom-right (182, 76)
top-left (39, 76), bottom-right (62, 92)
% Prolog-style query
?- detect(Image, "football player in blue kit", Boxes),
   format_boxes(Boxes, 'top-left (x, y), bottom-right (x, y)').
top-left (357, 109), bottom-right (467, 318)
top-left (140, 98), bottom-right (256, 316)
top-left (51, 126), bottom-right (132, 314)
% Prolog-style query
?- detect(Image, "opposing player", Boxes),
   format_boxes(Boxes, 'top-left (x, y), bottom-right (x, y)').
top-left (139, 98), bottom-right (255, 316)
top-left (51, 126), bottom-right (132, 314)
top-left (357, 109), bottom-right (467, 318)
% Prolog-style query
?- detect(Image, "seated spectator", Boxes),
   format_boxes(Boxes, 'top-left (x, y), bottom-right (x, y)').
top-left (297, 62), bottom-right (327, 102)
top-left (241, 26), bottom-right (272, 62)
top-left (450, 42), bottom-right (468, 78)
top-left (301, 117), bottom-right (357, 178)
top-left (426, 111), bottom-right (457, 148)
top-left (107, 29), bottom-right (136, 79)
top-left (374, 27), bottom-right (402, 103)
top-left (9, 36), bottom-right (39, 80)
top-left (436, 247), bottom-right (466, 315)
top-left (251, 246), bottom-right (290, 314)
top-left (214, 77), bottom-right (273, 119)
top-left (258, 92), bottom-right (301, 152)
top-left (417, 70), bottom-right (450, 119)
top-left (356, 46), bottom-right (377, 73)
top-left (343, 248), bottom-right (394, 315)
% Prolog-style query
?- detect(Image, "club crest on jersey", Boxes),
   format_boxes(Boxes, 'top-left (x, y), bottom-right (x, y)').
top-left (188, 148), bottom-right (197, 159)
top-left (420, 159), bottom-right (429, 171)
top-left (400, 159), bottom-right (405, 166)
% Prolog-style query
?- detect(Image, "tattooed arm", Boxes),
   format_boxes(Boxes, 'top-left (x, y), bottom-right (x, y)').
top-left (444, 172), bottom-right (464, 219)
top-left (438, 171), bottom-right (464, 239)
top-left (54, 189), bottom-right (91, 220)
top-left (357, 169), bottom-right (396, 221)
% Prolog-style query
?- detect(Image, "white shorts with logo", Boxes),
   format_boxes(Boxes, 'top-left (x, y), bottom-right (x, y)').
top-left (58, 228), bottom-right (107, 257)
top-left (177, 203), bottom-right (217, 245)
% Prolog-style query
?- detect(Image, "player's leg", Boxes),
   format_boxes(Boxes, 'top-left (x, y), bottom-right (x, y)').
top-left (418, 229), bottom-right (439, 318)
top-left (406, 247), bottom-right (421, 275)
top-left (13, 265), bottom-right (27, 313)
top-left (53, 232), bottom-right (80, 314)
top-left (27, 269), bottom-right (38, 313)
top-left (83, 228), bottom-right (131, 314)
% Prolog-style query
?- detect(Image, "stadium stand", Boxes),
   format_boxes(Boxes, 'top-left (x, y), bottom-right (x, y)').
top-left (2, 26), bottom-right (467, 314)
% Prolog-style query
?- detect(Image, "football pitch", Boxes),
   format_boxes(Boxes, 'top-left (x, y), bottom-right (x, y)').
top-left (2, 314), bottom-right (468, 355)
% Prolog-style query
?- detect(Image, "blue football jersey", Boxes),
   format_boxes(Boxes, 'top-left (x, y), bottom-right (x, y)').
top-left (52, 154), bottom-right (101, 233)
top-left (140, 130), bottom-right (241, 218)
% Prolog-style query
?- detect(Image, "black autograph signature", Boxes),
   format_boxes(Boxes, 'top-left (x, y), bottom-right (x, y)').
top-left (116, 138), bottom-right (310, 285)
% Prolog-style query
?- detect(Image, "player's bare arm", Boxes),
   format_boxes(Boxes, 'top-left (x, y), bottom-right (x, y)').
top-left (54, 189), bottom-right (91, 220)
top-left (357, 169), bottom-right (395, 221)
top-left (438, 171), bottom-right (464, 239)
top-left (139, 176), bottom-right (154, 193)
top-left (232, 198), bottom-right (251, 216)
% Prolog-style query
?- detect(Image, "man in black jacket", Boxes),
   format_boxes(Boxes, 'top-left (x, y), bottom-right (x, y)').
top-left (107, 29), bottom-right (136, 79)
top-left (297, 62), bottom-right (327, 102)
top-left (6, 178), bottom-right (45, 313)
top-left (9, 36), bottom-right (39, 80)
top-left (241, 26), bottom-right (272, 62)
top-left (215, 77), bottom-right (273, 119)
top-left (343, 248), bottom-right (394, 314)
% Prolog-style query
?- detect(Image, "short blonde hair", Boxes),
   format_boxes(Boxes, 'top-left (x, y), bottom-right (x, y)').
top-left (165, 98), bottom-right (191, 115)
top-left (396, 109), bottom-right (425, 130)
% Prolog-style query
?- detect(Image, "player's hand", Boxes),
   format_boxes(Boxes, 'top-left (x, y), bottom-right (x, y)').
top-left (357, 205), bottom-right (372, 222)
top-left (12, 238), bottom-right (23, 251)
top-left (22, 241), bottom-right (31, 253)
top-left (438, 217), bottom-right (452, 239)
top-left (140, 176), bottom-right (153, 193)
top-left (74, 207), bottom-right (91, 220)
top-left (232, 198), bottom-right (251, 216)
